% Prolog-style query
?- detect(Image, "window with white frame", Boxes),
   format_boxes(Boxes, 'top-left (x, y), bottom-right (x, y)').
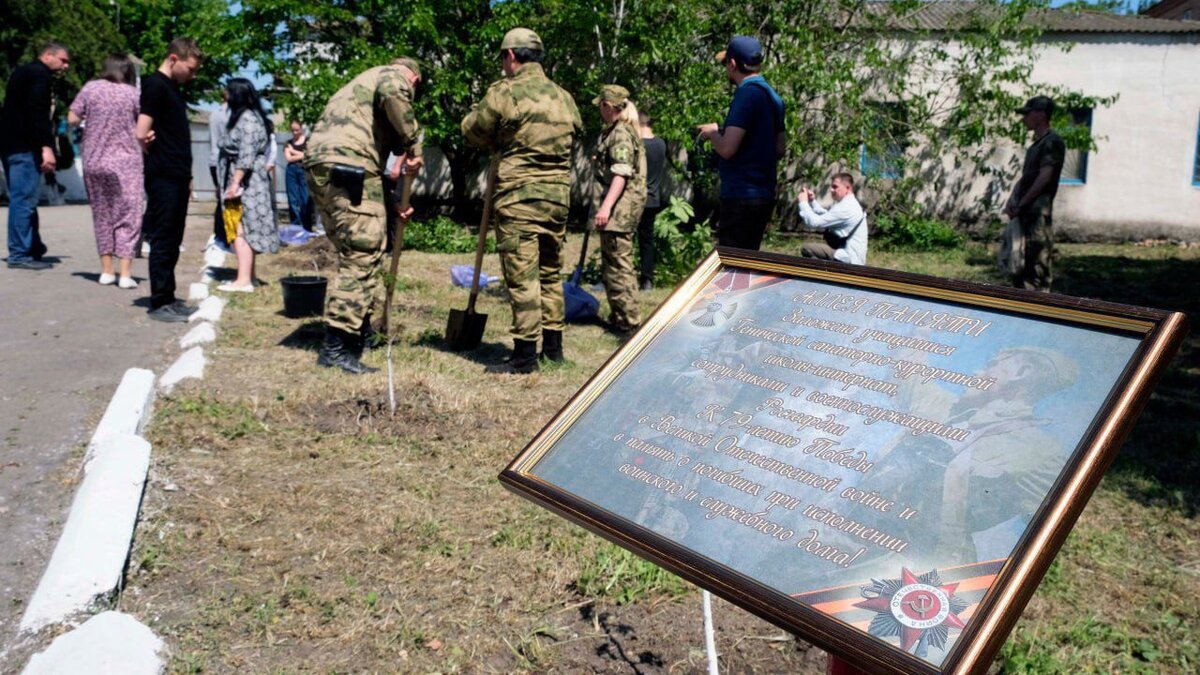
top-left (1060, 108), bottom-right (1092, 184)
top-left (860, 102), bottom-right (908, 180)
top-left (1193, 112), bottom-right (1199, 187)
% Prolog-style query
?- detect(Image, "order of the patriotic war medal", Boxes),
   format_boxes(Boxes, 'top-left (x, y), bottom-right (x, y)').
top-left (854, 568), bottom-right (968, 658)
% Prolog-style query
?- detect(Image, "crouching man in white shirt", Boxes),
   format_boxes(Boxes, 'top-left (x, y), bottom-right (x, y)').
top-left (797, 172), bottom-right (867, 265)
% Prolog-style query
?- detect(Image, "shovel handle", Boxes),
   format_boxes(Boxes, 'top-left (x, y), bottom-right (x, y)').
top-left (382, 172), bottom-right (416, 335)
top-left (570, 227), bottom-right (592, 284)
top-left (467, 158), bottom-right (499, 315)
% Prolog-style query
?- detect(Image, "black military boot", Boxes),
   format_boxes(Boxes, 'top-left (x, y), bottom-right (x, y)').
top-left (486, 339), bottom-right (539, 374)
top-left (540, 329), bottom-right (564, 363)
top-left (360, 314), bottom-right (385, 350)
top-left (317, 327), bottom-right (380, 375)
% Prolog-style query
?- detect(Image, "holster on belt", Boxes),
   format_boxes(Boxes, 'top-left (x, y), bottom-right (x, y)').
top-left (330, 164), bottom-right (366, 206)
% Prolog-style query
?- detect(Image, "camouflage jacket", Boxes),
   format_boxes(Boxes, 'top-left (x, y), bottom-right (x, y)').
top-left (593, 121), bottom-right (647, 233)
top-left (305, 65), bottom-right (422, 177)
top-left (461, 63), bottom-right (582, 211)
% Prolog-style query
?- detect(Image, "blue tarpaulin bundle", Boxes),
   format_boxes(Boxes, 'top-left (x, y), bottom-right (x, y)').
top-left (450, 264), bottom-right (498, 288)
top-left (279, 224), bottom-right (318, 246)
top-left (562, 228), bottom-right (600, 324)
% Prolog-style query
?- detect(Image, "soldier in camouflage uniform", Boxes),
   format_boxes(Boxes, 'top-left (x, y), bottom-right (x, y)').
top-left (461, 28), bottom-right (582, 374)
top-left (305, 57), bottom-right (423, 374)
top-left (592, 85), bottom-right (647, 333)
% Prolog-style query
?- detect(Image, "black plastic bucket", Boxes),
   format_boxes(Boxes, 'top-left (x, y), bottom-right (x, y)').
top-left (280, 275), bottom-right (327, 318)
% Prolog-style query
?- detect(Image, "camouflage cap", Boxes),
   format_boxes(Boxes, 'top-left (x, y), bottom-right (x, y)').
top-left (500, 28), bottom-right (543, 52)
top-left (996, 347), bottom-right (1079, 394)
top-left (591, 84), bottom-right (630, 106)
top-left (392, 56), bottom-right (422, 79)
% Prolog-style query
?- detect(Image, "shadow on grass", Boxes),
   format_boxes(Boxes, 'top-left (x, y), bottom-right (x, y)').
top-left (409, 327), bottom-right (510, 365)
top-left (1057, 254), bottom-right (1200, 516)
top-left (278, 320), bottom-right (325, 352)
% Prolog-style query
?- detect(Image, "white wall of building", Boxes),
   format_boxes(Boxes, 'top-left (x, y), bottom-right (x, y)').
top-left (1033, 33), bottom-right (1200, 239)
top-left (892, 32), bottom-right (1200, 240)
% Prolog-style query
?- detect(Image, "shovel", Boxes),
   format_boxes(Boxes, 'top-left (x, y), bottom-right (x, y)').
top-left (567, 227), bottom-right (592, 287)
top-left (381, 170), bottom-right (415, 337)
top-left (445, 158), bottom-right (499, 350)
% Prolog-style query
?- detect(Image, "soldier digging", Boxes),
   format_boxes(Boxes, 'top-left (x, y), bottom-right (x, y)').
top-left (462, 28), bottom-right (583, 374)
top-left (305, 57), bottom-right (424, 374)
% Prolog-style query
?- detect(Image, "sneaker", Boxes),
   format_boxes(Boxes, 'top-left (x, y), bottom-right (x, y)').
top-left (7, 259), bottom-right (51, 270)
top-left (118, 276), bottom-right (138, 289)
top-left (170, 300), bottom-right (198, 315)
top-left (639, 279), bottom-right (653, 291)
top-left (99, 273), bottom-right (117, 285)
top-left (148, 304), bottom-right (188, 323)
top-left (217, 282), bottom-right (253, 293)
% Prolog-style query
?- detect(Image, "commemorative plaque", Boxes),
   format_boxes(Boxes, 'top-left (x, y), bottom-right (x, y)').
top-left (499, 248), bottom-right (1187, 674)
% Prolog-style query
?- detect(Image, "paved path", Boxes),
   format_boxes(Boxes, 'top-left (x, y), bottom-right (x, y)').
top-left (0, 204), bottom-right (213, 667)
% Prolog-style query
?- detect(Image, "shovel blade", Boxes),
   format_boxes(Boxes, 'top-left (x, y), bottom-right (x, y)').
top-left (445, 308), bottom-right (488, 351)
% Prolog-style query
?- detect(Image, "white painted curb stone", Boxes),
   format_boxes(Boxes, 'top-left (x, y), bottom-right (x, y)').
top-left (180, 322), bottom-right (216, 349)
top-left (22, 611), bottom-right (164, 674)
top-left (189, 296), bottom-right (225, 323)
top-left (20, 435), bottom-right (152, 632)
top-left (188, 282), bottom-right (210, 301)
top-left (203, 248), bottom-right (227, 268)
top-left (88, 369), bottom-right (155, 450)
top-left (159, 347), bottom-right (206, 393)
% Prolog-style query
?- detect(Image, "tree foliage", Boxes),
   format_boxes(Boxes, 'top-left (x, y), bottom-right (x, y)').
top-left (4, 0), bottom-right (1113, 230)
top-left (0, 0), bottom-right (242, 108)
top-left (242, 0), bottom-right (1108, 226)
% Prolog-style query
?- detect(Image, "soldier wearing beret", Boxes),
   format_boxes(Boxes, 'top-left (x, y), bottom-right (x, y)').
top-left (592, 84), bottom-right (647, 333)
top-left (305, 57), bottom-right (424, 374)
top-left (462, 28), bottom-right (583, 374)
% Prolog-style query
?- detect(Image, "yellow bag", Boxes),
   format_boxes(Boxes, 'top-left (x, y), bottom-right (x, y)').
top-left (222, 199), bottom-right (242, 243)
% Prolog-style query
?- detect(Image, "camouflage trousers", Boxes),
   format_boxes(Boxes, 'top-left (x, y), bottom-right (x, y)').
top-left (600, 230), bottom-right (641, 330)
top-left (495, 200), bottom-right (567, 342)
top-left (307, 163), bottom-right (387, 333)
top-left (1013, 201), bottom-right (1054, 292)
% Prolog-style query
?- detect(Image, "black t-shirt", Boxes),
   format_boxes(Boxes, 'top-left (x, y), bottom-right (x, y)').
top-left (140, 71), bottom-right (192, 178)
top-left (1016, 130), bottom-right (1065, 208)
top-left (643, 136), bottom-right (668, 209)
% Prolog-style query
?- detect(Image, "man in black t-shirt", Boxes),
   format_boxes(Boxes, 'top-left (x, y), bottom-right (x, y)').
top-left (637, 112), bottom-right (667, 289)
top-left (137, 37), bottom-right (204, 322)
top-left (1004, 95), bottom-right (1065, 292)
top-left (1, 42), bottom-right (70, 270)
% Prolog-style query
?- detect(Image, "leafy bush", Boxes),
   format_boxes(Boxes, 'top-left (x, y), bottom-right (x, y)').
top-left (650, 197), bottom-right (713, 286)
top-left (577, 197), bottom-right (713, 287)
top-left (873, 213), bottom-right (963, 250)
top-left (403, 215), bottom-right (493, 254)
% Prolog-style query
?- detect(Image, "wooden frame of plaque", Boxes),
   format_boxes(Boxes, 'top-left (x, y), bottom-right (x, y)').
top-left (499, 248), bottom-right (1187, 675)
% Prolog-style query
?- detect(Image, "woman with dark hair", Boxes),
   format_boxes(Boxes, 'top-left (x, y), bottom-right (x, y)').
top-left (282, 119), bottom-right (314, 230)
top-left (67, 53), bottom-right (142, 288)
top-left (217, 77), bottom-right (278, 292)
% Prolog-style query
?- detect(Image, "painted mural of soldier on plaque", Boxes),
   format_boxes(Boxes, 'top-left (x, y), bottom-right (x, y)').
top-left (502, 251), bottom-right (1186, 673)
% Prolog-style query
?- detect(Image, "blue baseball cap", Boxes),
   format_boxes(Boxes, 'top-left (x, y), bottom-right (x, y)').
top-left (716, 36), bottom-right (763, 68)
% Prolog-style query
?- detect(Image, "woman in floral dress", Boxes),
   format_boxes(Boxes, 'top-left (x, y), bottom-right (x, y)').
top-left (68, 54), bottom-right (142, 288)
top-left (217, 78), bottom-right (278, 292)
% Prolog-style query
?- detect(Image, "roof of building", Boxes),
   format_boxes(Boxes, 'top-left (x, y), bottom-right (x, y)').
top-left (870, 0), bottom-right (1200, 34)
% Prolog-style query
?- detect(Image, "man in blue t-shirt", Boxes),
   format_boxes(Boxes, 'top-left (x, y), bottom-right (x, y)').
top-left (697, 36), bottom-right (785, 251)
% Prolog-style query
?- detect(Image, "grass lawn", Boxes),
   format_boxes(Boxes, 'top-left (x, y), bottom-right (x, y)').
top-left (122, 232), bottom-right (1199, 673)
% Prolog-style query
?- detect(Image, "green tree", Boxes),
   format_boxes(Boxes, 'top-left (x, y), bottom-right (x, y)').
top-left (237, 0), bottom-right (539, 219)
top-left (1, 0), bottom-right (240, 107)
top-left (0, 0), bottom-right (124, 107)
top-left (236, 0), bottom-right (1110, 232)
